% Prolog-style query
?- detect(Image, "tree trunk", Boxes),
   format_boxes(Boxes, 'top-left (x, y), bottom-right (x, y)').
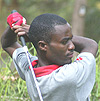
top-left (72, 0), bottom-right (87, 36)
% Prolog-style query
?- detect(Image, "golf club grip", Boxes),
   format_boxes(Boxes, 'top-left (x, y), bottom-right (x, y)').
top-left (20, 36), bottom-right (26, 46)
top-left (11, 10), bottom-right (26, 46)
top-left (11, 10), bottom-right (17, 13)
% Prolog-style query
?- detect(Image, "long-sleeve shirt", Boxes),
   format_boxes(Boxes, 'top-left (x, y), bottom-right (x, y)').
top-left (12, 48), bottom-right (96, 101)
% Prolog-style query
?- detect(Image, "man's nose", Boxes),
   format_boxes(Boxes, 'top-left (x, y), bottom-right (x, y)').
top-left (68, 41), bottom-right (75, 51)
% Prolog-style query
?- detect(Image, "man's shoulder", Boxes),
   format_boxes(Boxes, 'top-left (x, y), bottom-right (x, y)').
top-left (12, 47), bottom-right (38, 60)
top-left (75, 52), bottom-right (95, 63)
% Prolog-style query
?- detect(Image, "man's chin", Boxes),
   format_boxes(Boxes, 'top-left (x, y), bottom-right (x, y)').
top-left (61, 59), bottom-right (72, 66)
top-left (66, 59), bottom-right (72, 64)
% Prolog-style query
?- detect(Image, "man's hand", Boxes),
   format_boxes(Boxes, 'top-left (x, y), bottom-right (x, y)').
top-left (1, 24), bottom-right (30, 57)
top-left (1, 11), bottom-right (30, 57)
top-left (12, 24), bottom-right (30, 42)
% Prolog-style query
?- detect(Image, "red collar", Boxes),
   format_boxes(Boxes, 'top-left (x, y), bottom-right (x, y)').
top-left (29, 60), bottom-right (61, 77)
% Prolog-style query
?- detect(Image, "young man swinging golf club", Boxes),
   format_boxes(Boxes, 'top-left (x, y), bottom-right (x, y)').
top-left (1, 12), bottom-right (98, 101)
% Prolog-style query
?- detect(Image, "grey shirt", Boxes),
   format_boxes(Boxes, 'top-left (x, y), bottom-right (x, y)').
top-left (12, 48), bottom-right (96, 101)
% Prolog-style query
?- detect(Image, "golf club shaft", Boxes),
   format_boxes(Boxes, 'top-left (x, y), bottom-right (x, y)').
top-left (20, 37), bottom-right (43, 101)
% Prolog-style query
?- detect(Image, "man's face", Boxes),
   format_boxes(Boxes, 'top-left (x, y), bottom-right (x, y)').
top-left (46, 23), bottom-right (75, 66)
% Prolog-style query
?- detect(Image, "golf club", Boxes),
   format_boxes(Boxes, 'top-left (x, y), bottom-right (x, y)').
top-left (11, 10), bottom-right (44, 101)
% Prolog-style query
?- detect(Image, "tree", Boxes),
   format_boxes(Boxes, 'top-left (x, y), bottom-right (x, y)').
top-left (72, 0), bottom-right (87, 36)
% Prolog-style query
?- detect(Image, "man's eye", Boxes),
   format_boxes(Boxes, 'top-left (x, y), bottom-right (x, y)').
top-left (62, 40), bottom-right (68, 45)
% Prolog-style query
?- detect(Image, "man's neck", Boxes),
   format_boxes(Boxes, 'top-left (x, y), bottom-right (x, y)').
top-left (37, 53), bottom-right (50, 67)
top-left (37, 58), bottom-right (50, 67)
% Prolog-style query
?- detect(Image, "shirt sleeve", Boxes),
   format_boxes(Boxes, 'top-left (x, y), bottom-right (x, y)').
top-left (52, 52), bottom-right (96, 100)
top-left (12, 47), bottom-right (38, 80)
top-left (72, 52), bottom-right (96, 100)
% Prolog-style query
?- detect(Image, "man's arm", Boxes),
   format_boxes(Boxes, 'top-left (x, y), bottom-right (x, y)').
top-left (72, 35), bottom-right (98, 57)
top-left (1, 24), bottom-right (30, 57)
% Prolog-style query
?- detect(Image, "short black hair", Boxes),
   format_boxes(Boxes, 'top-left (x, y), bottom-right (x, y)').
top-left (28, 13), bottom-right (67, 49)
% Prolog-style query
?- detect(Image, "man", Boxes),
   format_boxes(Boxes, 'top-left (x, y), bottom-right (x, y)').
top-left (1, 13), bottom-right (98, 101)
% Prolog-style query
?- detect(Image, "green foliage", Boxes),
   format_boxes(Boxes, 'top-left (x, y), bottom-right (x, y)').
top-left (2, 0), bottom-right (100, 42)
top-left (85, 0), bottom-right (100, 42)
top-left (90, 42), bottom-right (100, 101)
top-left (26, 43), bottom-right (37, 56)
top-left (17, 0), bottom-right (75, 24)
top-left (0, 69), bottom-right (30, 101)
top-left (0, 48), bottom-right (31, 101)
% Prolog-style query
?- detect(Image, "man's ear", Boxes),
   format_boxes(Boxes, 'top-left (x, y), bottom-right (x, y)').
top-left (38, 41), bottom-right (48, 51)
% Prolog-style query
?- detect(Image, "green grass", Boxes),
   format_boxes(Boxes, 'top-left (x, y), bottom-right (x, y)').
top-left (90, 41), bottom-right (100, 101)
top-left (0, 48), bottom-right (31, 101)
top-left (0, 42), bottom-right (100, 101)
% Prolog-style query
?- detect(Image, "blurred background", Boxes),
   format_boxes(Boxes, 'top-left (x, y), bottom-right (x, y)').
top-left (0, 0), bottom-right (100, 43)
top-left (0, 0), bottom-right (100, 101)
